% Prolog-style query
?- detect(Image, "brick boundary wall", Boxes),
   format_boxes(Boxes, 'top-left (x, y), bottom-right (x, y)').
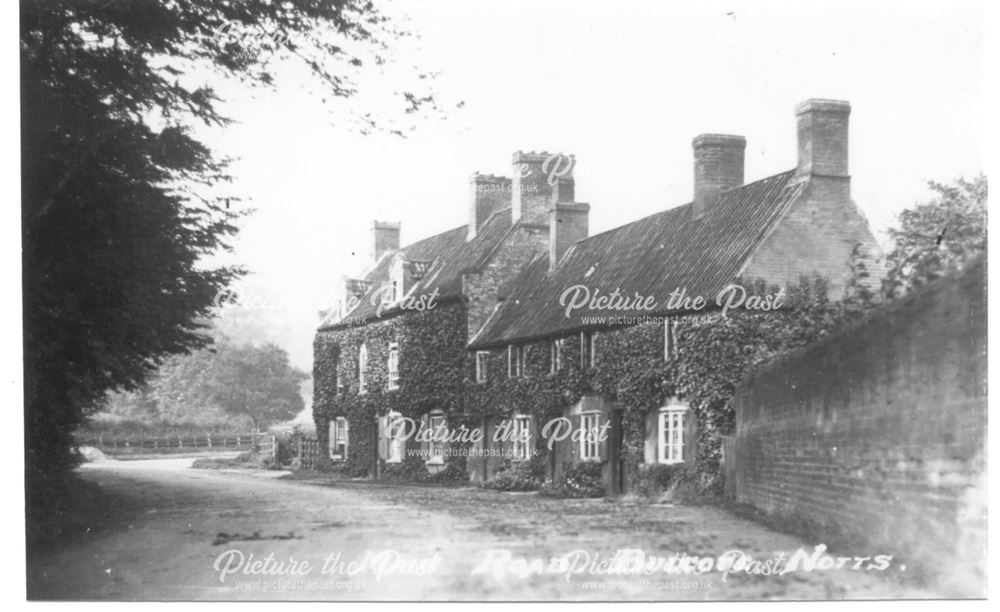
top-left (725, 258), bottom-right (986, 595)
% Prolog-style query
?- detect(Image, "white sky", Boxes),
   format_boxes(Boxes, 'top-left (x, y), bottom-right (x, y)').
top-left (196, 0), bottom-right (984, 375)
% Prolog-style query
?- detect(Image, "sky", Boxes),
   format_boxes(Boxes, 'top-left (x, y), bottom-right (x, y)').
top-left (196, 0), bottom-right (984, 386)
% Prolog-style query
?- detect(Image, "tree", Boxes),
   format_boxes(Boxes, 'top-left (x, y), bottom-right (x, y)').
top-left (883, 175), bottom-right (987, 298)
top-left (200, 343), bottom-right (309, 431)
top-left (21, 0), bottom-right (439, 536)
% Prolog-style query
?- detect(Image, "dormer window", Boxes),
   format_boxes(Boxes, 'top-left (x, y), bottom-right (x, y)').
top-left (379, 281), bottom-right (395, 306)
top-left (389, 257), bottom-right (405, 302)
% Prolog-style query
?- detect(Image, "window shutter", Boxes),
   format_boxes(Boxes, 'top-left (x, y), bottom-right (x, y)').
top-left (441, 415), bottom-right (451, 454)
top-left (644, 409), bottom-right (658, 464)
top-left (570, 414), bottom-right (581, 460)
top-left (597, 413), bottom-right (609, 462)
top-left (684, 409), bottom-right (697, 464)
top-left (377, 416), bottom-right (388, 460)
top-left (343, 418), bottom-right (350, 460)
top-left (498, 418), bottom-right (512, 454)
top-left (420, 413), bottom-right (430, 457)
top-left (527, 416), bottom-right (537, 458)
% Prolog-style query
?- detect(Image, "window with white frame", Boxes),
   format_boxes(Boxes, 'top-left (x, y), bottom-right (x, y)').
top-left (427, 412), bottom-right (446, 465)
top-left (475, 351), bottom-right (488, 384)
top-left (386, 411), bottom-right (404, 463)
top-left (550, 339), bottom-right (562, 375)
top-left (333, 355), bottom-right (342, 395)
top-left (580, 331), bottom-right (597, 368)
top-left (508, 345), bottom-right (524, 378)
top-left (657, 405), bottom-right (687, 464)
top-left (664, 319), bottom-right (679, 361)
top-left (358, 343), bottom-right (368, 395)
top-left (329, 417), bottom-right (349, 461)
top-left (580, 412), bottom-right (600, 461)
top-left (512, 415), bottom-right (532, 461)
top-left (387, 343), bottom-right (400, 390)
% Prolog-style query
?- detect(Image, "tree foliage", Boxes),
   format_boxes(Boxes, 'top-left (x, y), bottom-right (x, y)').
top-left (21, 0), bottom-right (438, 536)
top-left (883, 175), bottom-right (987, 298)
top-left (200, 343), bottom-right (309, 430)
top-left (100, 340), bottom-right (309, 431)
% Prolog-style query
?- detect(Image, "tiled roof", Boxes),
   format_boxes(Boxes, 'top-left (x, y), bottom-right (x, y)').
top-left (320, 207), bottom-right (516, 329)
top-left (470, 170), bottom-right (805, 348)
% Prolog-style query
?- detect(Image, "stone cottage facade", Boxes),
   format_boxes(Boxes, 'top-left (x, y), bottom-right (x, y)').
top-left (313, 99), bottom-right (883, 493)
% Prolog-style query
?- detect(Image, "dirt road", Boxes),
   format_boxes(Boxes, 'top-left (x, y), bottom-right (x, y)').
top-left (27, 458), bottom-right (930, 601)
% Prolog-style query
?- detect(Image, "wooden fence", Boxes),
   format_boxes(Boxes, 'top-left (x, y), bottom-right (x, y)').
top-left (78, 432), bottom-right (263, 454)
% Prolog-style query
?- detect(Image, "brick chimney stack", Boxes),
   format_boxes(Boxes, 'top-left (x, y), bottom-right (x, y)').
top-left (371, 220), bottom-right (400, 262)
top-left (468, 173), bottom-right (511, 241)
top-left (795, 98), bottom-right (851, 179)
top-left (692, 134), bottom-right (745, 220)
top-left (511, 151), bottom-right (575, 226)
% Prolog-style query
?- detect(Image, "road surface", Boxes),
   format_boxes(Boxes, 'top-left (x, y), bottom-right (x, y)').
top-left (27, 457), bottom-right (929, 600)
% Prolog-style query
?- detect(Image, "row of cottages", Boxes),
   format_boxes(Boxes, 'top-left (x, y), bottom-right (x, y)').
top-left (313, 98), bottom-right (884, 493)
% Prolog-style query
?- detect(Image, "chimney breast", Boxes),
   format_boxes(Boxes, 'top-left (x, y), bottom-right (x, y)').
top-left (549, 202), bottom-right (590, 269)
top-left (371, 221), bottom-right (400, 262)
top-left (795, 99), bottom-right (850, 178)
top-left (468, 173), bottom-right (511, 240)
top-left (692, 134), bottom-right (745, 219)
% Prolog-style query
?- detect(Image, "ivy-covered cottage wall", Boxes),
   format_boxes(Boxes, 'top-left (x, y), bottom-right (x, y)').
top-left (313, 276), bottom-right (869, 497)
top-left (312, 299), bottom-right (474, 483)
top-left (467, 277), bottom-right (871, 498)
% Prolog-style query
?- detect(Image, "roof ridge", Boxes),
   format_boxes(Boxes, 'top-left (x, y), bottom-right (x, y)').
top-left (400, 223), bottom-right (466, 252)
top-left (578, 168), bottom-right (796, 245)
